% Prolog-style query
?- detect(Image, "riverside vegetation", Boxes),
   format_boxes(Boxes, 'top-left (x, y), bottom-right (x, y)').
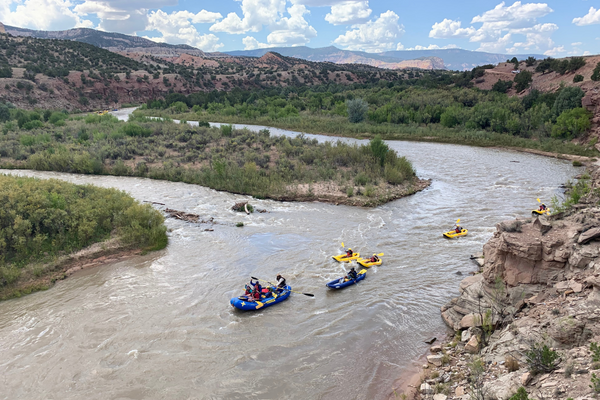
top-left (0, 107), bottom-right (422, 206)
top-left (0, 174), bottom-right (167, 300)
top-left (134, 76), bottom-right (598, 157)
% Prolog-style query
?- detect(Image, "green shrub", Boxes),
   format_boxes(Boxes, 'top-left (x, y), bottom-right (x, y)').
top-left (591, 342), bottom-right (600, 362)
top-left (573, 74), bottom-right (584, 83)
top-left (122, 123), bottom-right (151, 137)
top-left (347, 98), bottom-right (368, 123)
top-left (592, 62), bottom-right (600, 81)
top-left (236, 222), bottom-right (244, 227)
top-left (552, 108), bottom-right (592, 139)
top-left (492, 79), bottom-right (513, 93)
top-left (514, 71), bottom-right (533, 92)
top-left (22, 120), bottom-right (44, 130)
top-left (552, 86), bottom-right (585, 117)
top-left (509, 387), bottom-right (531, 400)
top-left (525, 343), bottom-right (560, 374)
top-left (592, 373), bottom-right (600, 393)
top-left (220, 124), bottom-right (233, 137)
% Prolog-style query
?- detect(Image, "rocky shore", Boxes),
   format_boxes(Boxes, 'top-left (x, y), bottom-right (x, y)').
top-left (393, 164), bottom-right (600, 400)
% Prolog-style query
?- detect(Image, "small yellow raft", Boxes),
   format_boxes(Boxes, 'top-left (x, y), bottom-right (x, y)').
top-left (357, 257), bottom-right (382, 268)
top-left (332, 253), bottom-right (360, 263)
top-left (443, 229), bottom-right (468, 238)
top-left (532, 209), bottom-right (550, 216)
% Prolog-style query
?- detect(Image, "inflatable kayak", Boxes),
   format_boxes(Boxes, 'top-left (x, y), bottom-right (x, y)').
top-left (443, 229), bottom-right (468, 238)
top-left (332, 253), bottom-right (360, 262)
top-left (357, 258), bottom-right (382, 268)
top-left (532, 209), bottom-right (550, 216)
top-left (230, 285), bottom-right (291, 311)
top-left (326, 269), bottom-right (367, 289)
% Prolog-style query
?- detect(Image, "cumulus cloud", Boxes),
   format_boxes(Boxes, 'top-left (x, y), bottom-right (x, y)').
top-left (543, 45), bottom-right (565, 56)
top-left (405, 44), bottom-right (459, 50)
top-left (210, 0), bottom-right (287, 34)
top-left (429, 19), bottom-right (475, 39)
top-left (427, 1), bottom-right (557, 53)
top-left (210, 0), bottom-right (316, 47)
top-left (242, 36), bottom-right (272, 50)
top-left (1, 0), bottom-right (93, 31)
top-left (146, 10), bottom-right (224, 51)
top-left (325, 1), bottom-right (371, 25)
top-left (333, 10), bottom-right (404, 52)
top-left (573, 7), bottom-right (600, 26)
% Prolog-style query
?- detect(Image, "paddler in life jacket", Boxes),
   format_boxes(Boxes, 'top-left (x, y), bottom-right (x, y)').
top-left (454, 224), bottom-right (462, 234)
top-left (345, 248), bottom-right (353, 258)
top-left (539, 203), bottom-right (547, 211)
top-left (275, 274), bottom-right (286, 293)
top-left (369, 255), bottom-right (379, 263)
top-left (347, 267), bottom-right (358, 280)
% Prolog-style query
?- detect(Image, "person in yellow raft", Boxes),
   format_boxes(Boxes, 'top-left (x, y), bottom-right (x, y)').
top-left (538, 203), bottom-right (548, 212)
top-left (454, 223), bottom-right (463, 234)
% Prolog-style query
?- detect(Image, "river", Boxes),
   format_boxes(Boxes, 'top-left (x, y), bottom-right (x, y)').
top-left (0, 113), bottom-right (579, 399)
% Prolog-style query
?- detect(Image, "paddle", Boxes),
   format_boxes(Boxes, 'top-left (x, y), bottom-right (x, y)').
top-left (251, 276), bottom-right (315, 297)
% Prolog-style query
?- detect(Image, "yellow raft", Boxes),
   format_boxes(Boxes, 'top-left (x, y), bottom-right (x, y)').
top-left (532, 209), bottom-right (550, 216)
top-left (357, 257), bottom-right (382, 268)
top-left (443, 229), bottom-right (468, 238)
top-left (332, 253), bottom-right (360, 263)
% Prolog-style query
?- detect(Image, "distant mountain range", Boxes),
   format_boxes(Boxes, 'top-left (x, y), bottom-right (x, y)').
top-left (4, 25), bottom-right (207, 58)
top-left (3, 23), bottom-right (545, 70)
top-left (226, 46), bottom-right (544, 71)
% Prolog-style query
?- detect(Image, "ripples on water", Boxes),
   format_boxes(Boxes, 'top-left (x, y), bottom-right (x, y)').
top-left (0, 120), bottom-right (578, 399)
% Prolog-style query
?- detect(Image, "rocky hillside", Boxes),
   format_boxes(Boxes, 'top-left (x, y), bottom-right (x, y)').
top-left (0, 33), bottom-right (413, 110)
top-left (473, 56), bottom-right (600, 150)
top-left (400, 163), bottom-right (600, 399)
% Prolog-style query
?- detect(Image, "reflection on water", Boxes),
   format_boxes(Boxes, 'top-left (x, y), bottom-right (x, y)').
top-left (0, 123), bottom-right (578, 399)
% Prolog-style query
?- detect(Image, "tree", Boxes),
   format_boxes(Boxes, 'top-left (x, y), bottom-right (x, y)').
top-left (535, 57), bottom-right (553, 74)
top-left (525, 56), bottom-right (536, 67)
top-left (568, 57), bottom-right (586, 72)
top-left (369, 135), bottom-right (388, 167)
top-left (510, 56), bottom-right (519, 69)
top-left (555, 59), bottom-right (569, 75)
top-left (592, 62), bottom-right (600, 81)
top-left (492, 79), bottom-right (513, 93)
top-left (573, 74), bottom-right (584, 83)
top-left (552, 108), bottom-right (592, 138)
top-left (552, 86), bottom-right (584, 116)
top-left (0, 104), bottom-right (10, 123)
top-left (514, 70), bottom-right (533, 92)
top-left (346, 98), bottom-right (368, 123)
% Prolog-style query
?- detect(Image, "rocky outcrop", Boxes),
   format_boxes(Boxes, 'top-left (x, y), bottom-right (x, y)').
top-left (0, 22), bottom-right (5, 34)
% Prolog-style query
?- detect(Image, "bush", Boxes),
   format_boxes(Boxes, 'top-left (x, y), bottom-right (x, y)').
top-left (592, 62), bottom-right (600, 81)
top-left (21, 120), bottom-right (44, 130)
top-left (509, 387), bottom-right (531, 400)
top-left (514, 71), bottom-right (533, 92)
top-left (370, 135), bottom-right (388, 167)
top-left (122, 123), bottom-right (151, 137)
top-left (591, 342), bottom-right (600, 362)
top-left (221, 124), bottom-right (233, 137)
top-left (552, 108), bottom-right (592, 139)
top-left (568, 57), bottom-right (586, 72)
top-left (236, 222), bottom-right (244, 227)
top-left (573, 74), bottom-right (584, 83)
top-left (347, 98), bottom-right (368, 123)
top-left (525, 343), bottom-right (560, 374)
top-left (492, 79), bottom-right (513, 93)
top-left (592, 373), bottom-right (600, 393)
top-left (552, 86), bottom-right (585, 116)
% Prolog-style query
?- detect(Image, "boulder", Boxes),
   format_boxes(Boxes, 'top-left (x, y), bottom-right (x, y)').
top-left (521, 371), bottom-right (532, 386)
top-left (420, 382), bottom-right (433, 394)
top-left (548, 316), bottom-right (590, 346)
top-left (430, 345), bottom-right (442, 353)
top-left (533, 216), bottom-right (552, 235)
top-left (460, 313), bottom-right (481, 329)
top-left (465, 335), bottom-right (480, 353)
top-left (455, 386), bottom-right (466, 396)
top-left (461, 329), bottom-right (471, 342)
top-left (570, 280), bottom-right (583, 293)
top-left (578, 227), bottom-right (600, 244)
top-left (483, 371), bottom-right (521, 400)
top-left (427, 354), bottom-right (444, 367)
top-left (587, 277), bottom-right (600, 303)
top-left (433, 394), bottom-right (447, 400)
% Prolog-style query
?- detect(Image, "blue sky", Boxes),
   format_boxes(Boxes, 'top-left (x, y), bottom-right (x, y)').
top-left (1, 0), bottom-right (599, 56)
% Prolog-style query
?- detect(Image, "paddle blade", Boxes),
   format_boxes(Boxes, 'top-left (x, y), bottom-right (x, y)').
top-left (456, 219), bottom-right (460, 223)
top-left (377, 253), bottom-right (384, 257)
top-left (341, 242), bottom-right (344, 248)
top-left (251, 276), bottom-right (258, 280)
top-left (537, 198), bottom-right (541, 203)
top-left (303, 293), bottom-right (315, 297)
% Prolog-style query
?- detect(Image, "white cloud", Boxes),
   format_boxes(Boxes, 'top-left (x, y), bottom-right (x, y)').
top-left (429, 19), bottom-right (475, 39)
top-left (404, 44), bottom-right (459, 50)
top-left (583, 51), bottom-right (591, 56)
top-left (243, 36), bottom-right (273, 50)
top-left (325, 1), bottom-right (371, 25)
top-left (333, 10), bottom-right (404, 52)
top-left (146, 10), bottom-right (224, 51)
top-left (210, 0), bottom-right (287, 34)
top-left (573, 7), bottom-right (600, 26)
top-left (478, 33), bottom-right (513, 53)
top-left (1, 0), bottom-right (93, 31)
top-left (571, 42), bottom-right (582, 46)
top-left (471, 1), bottom-right (553, 25)
top-left (74, 0), bottom-right (178, 34)
top-left (210, 0), bottom-right (316, 47)
top-left (543, 45), bottom-right (565, 56)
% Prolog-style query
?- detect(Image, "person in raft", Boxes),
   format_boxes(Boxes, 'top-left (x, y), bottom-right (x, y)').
top-left (345, 248), bottom-right (353, 258)
top-left (346, 267), bottom-right (358, 281)
top-left (369, 255), bottom-right (380, 263)
top-left (454, 224), bottom-right (462, 234)
top-left (539, 203), bottom-right (547, 211)
top-left (275, 274), bottom-right (286, 293)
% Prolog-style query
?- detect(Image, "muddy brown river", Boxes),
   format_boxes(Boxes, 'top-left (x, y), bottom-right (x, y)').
top-left (0, 116), bottom-right (579, 399)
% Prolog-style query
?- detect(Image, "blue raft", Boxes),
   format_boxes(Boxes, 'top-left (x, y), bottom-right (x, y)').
top-left (326, 270), bottom-right (366, 289)
top-left (230, 286), bottom-right (292, 311)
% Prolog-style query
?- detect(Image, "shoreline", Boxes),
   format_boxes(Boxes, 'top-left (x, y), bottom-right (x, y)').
top-left (0, 237), bottom-right (148, 301)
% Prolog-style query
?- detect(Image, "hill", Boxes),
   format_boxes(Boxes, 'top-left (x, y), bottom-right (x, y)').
top-left (226, 46), bottom-right (543, 71)
top-left (4, 25), bottom-right (206, 57)
top-left (0, 33), bottom-right (425, 110)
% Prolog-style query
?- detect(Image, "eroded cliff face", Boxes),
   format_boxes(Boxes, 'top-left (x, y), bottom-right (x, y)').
top-left (421, 165), bottom-right (600, 400)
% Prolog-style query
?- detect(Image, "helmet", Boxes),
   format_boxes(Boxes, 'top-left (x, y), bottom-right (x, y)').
top-left (350, 267), bottom-right (355, 271)
top-left (276, 274), bottom-right (282, 279)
